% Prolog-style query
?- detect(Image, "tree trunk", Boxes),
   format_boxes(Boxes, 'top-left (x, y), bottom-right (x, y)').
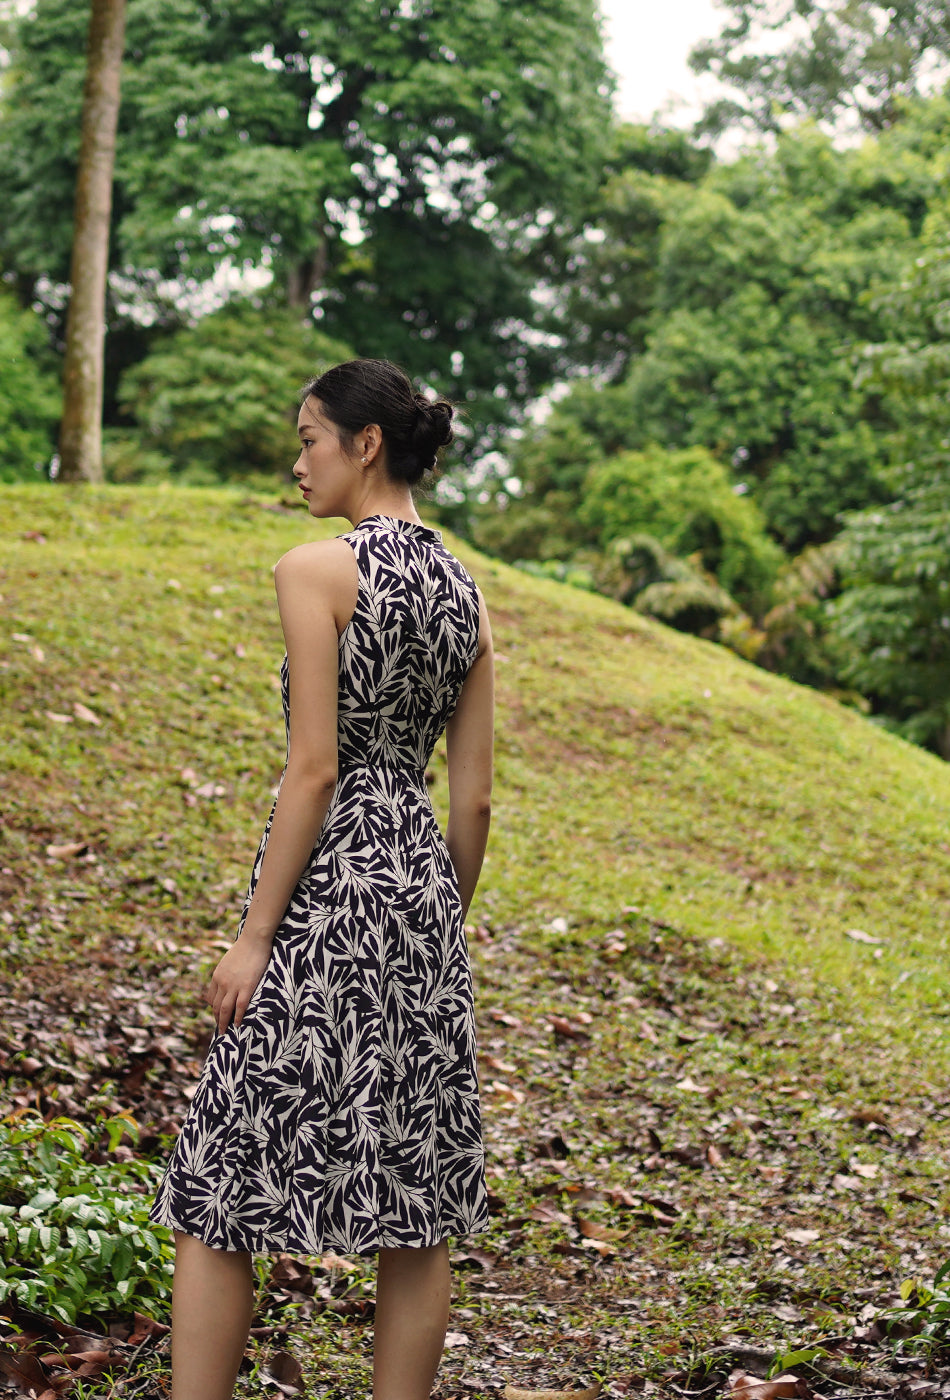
top-left (287, 240), bottom-right (329, 313)
top-left (58, 0), bottom-right (126, 484)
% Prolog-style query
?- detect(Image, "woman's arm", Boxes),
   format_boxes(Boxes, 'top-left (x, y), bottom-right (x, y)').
top-left (207, 540), bottom-right (356, 1035)
top-left (444, 588), bottom-right (494, 922)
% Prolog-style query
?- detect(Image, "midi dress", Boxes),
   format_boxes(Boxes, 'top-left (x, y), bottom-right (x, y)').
top-left (149, 514), bottom-right (490, 1254)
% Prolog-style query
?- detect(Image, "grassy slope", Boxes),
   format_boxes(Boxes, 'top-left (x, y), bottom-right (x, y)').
top-left (5, 484), bottom-right (950, 1395)
top-left (2, 483), bottom-right (949, 1069)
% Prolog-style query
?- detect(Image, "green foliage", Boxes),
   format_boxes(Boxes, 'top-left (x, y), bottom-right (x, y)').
top-left (757, 540), bottom-right (851, 688)
top-left (114, 303), bottom-right (351, 482)
top-left (831, 239), bottom-right (950, 756)
top-left (881, 1261), bottom-right (950, 1355)
top-left (833, 476), bottom-right (950, 755)
top-left (565, 126), bottom-right (713, 379)
top-left (0, 0), bottom-right (613, 423)
top-left (514, 115), bottom-right (938, 554)
top-left (0, 289), bottom-right (59, 482)
top-left (592, 531), bottom-right (696, 607)
top-left (689, 0), bottom-right (950, 137)
top-left (0, 1112), bottom-right (174, 1323)
top-left (634, 576), bottom-right (737, 637)
top-left (579, 444), bottom-right (781, 612)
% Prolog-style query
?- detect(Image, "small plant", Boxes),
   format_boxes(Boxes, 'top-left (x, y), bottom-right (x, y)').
top-left (0, 1110), bottom-right (174, 1324)
top-left (880, 1261), bottom-right (950, 1354)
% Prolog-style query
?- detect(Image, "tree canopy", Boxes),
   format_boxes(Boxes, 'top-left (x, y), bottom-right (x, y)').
top-left (0, 0), bottom-right (613, 435)
top-left (690, 0), bottom-right (950, 137)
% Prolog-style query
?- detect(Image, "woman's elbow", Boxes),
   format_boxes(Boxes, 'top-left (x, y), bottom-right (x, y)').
top-left (455, 791), bottom-right (492, 822)
top-left (285, 758), bottom-right (338, 794)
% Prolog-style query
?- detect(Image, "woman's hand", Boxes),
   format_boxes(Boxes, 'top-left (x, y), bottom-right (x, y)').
top-left (207, 934), bottom-right (274, 1035)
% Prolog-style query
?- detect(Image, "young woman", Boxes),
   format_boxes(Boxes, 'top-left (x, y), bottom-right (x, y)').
top-left (149, 359), bottom-right (495, 1400)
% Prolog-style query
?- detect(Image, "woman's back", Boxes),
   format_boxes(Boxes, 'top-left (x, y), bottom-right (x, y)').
top-left (331, 513), bottom-right (480, 771)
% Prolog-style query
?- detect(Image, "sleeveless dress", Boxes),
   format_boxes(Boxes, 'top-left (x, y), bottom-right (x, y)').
top-left (149, 515), bottom-right (490, 1254)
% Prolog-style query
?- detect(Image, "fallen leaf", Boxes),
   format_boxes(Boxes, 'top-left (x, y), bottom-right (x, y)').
top-left (503, 1385), bottom-right (601, 1400)
top-left (576, 1216), bottom-right (626, 1242)
top-left (45, 710), bottom-right (74, 724)
top-left (73, 702), bottom-right (101, 725)
top-left (126, 1312), bottom-right (170, 1344)
top-left (845, 928), bottom-right (882, 945)
top-left (549, 1016), bottom-right (591, 1040)
top-left (484, 1055), bottom-right (518, 1074)
top-left (444, 1331), bottom-right (471, 1347)
top-left (46, 841), bottom-right (88, 859)
top-left (451, 1248), bottom-right (497, 1271)
top-left (529, 1203), bottom-right (572, 1225)
top-left (488, 1008), bottom-right (522, 1028)
top-left (785, 1228), bottom-right (820, 1245)
top-left (270, 1253), bottom-right (314, 1294)
top-left (726, 1371), bottom-right (810, 1399)
top-left (851, 1161), bottom-right (879, 1178)
top-left (676, 1076), bottom-right (710, 1093)
top-left (0, 1351), bottom-right (50, 1391)
top-left (318, 1251), bottom-right (357, 1273)
top-left (261, 1349), bottom-right (303, 1394)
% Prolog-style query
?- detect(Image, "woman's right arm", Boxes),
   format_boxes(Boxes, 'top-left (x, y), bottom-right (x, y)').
top-left (444, 588), bottom-right (494, 921)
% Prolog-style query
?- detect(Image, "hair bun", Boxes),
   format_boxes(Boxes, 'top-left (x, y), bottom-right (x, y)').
top-left (412, 393), bottom-right (454, 451)
top-left (409, 394), bottom-right (455, 476)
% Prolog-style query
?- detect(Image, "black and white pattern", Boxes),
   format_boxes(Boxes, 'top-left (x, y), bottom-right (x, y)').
top-left (149, 516), bottom-right (489, 1254)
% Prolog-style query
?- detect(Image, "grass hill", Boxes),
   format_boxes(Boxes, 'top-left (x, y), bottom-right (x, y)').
top-left (3, 484), bottom-right (947, 1062)
top-left (3, 484), bottom-right (950, 1396)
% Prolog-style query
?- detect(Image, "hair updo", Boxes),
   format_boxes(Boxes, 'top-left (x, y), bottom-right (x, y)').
top-left (301, 359), bottom-right (455, 486)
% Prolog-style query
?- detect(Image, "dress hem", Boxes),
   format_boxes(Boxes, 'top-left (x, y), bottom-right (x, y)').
top-left (149, 1209), bottom-right (492, 1257)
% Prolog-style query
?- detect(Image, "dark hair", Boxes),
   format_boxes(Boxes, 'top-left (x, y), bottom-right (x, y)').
top-left (301, 359), bottom-right (455, 486)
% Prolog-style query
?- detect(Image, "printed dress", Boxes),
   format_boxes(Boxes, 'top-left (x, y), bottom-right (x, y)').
top-left (150, 514), bottom-right (489, 1254)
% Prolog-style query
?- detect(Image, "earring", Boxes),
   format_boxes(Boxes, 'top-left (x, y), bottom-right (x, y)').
top-left (361, 455), bottom-right (367, 463)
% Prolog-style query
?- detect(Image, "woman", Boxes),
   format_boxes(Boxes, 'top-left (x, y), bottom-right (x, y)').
top-left (150, 358), bottom-right (495, 1400)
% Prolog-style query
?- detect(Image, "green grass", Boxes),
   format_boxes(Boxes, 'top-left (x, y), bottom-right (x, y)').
top-left (4, 483), bottom-right (950, 1396)
top-left (2, 482), bottom-right (949, 1064)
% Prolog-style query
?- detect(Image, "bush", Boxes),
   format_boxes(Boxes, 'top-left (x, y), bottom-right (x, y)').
top-left (0, 1111), bottom-right (174, 1324)
top-left (0, 290), bottom-right (59, 482)
top-left (635, 577), bottom-right (736, 635)
top-left (579, 443), bottom-right (781, 613)
top-left (115, 302), bottom-right (351, 483)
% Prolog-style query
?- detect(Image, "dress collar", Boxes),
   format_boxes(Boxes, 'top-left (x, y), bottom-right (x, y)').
top-left (352, 513), bottom-right (443, 543)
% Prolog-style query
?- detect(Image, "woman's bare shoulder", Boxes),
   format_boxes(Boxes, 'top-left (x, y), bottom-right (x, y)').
top-left (275, 536), bottom-right (356, 580)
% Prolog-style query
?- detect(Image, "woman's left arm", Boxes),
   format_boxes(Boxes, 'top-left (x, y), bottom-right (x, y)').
top-left (207, 540), bottom-right (354, 1035)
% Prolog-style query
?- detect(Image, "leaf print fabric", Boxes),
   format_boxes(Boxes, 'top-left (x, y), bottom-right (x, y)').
top-left (149, 516), bottom-right (490, 1253)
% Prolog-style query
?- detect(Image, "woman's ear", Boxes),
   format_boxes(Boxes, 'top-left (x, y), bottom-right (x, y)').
top-left (358, 422), bottom-right (383, 465)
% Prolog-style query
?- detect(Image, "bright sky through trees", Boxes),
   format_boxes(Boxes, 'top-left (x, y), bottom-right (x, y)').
top-left (598, 0), bottom-right (724, 124)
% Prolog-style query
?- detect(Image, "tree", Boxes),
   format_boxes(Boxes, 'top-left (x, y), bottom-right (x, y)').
top-left (0, 0), bottom-right (614, 443)
top-left (831, 239), bottom-right (950, 756)
top-left (113, 303), bottom-right (350, 482)
top-left (689, 0), bottom-right (950, 137)
top-left (563, 124), bottom-right (713, 380)
top-left (518, 118), bottom-right (936, 553)
top-left (58, 0), bottom-right (127, 482)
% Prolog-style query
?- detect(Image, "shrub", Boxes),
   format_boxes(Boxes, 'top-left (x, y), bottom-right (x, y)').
top-left (0, 290), bottom-right (59, 482)
top-left (0, 1111), bottom-right (174, 1324)
top-left (115, 302), bottom-right (351, 483)
top-left (579, 444), bottom-right (781, 613)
